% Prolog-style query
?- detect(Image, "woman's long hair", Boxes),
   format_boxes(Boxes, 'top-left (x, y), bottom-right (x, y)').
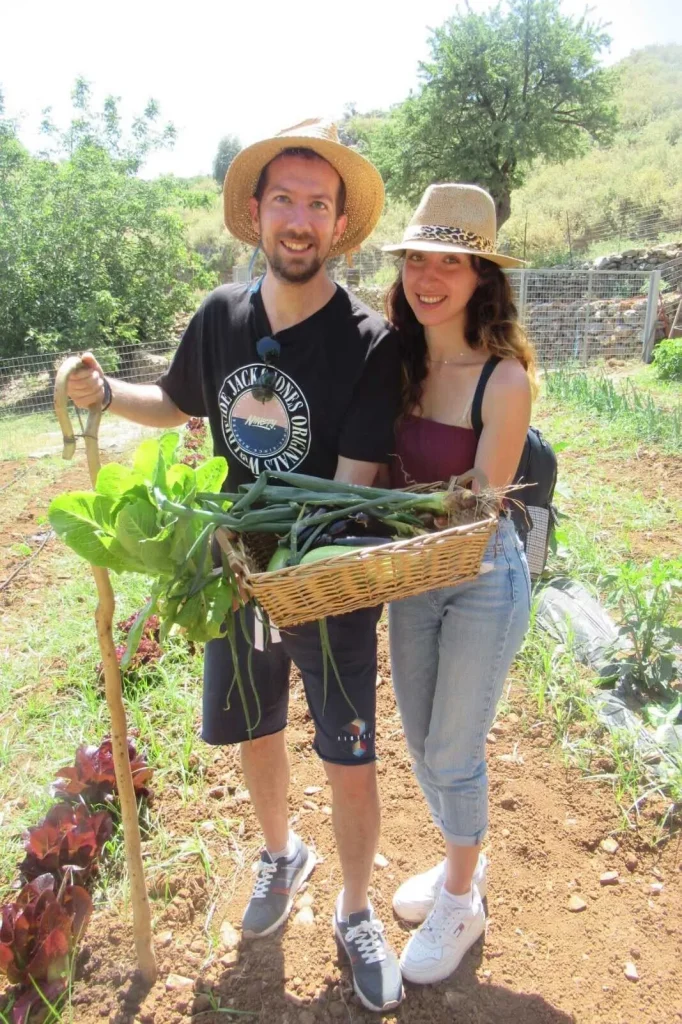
top-left (385, 255), bottom-right (537, 417)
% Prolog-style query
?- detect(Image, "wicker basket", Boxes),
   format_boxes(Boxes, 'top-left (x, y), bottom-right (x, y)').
top-left (239, 514), bottom-right (497, 629)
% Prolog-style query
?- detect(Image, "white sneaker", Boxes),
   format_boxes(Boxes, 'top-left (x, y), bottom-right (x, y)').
top-left (392, 853), bottom-right (488, 924)
top-left (399, 887), bottom-right (486, 985)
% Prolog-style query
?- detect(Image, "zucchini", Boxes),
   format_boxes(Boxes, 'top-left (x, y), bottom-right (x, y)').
top-left (300, 545), bottom-right (359, 565)
top-left (267, 547), bottom-right (292, 572)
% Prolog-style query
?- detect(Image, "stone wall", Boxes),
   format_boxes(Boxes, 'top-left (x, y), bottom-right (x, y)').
top-left (583, 241), bottom-right (682, 272)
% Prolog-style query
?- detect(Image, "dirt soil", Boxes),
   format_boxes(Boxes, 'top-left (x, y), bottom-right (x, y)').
top-left (1, 457), bottom-right (681, 1024)
top-left (62, 650), bottom-right (682, 1024)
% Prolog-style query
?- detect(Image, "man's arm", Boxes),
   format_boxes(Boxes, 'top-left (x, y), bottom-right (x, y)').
top-left (67, 352), bottom-right (189, 428)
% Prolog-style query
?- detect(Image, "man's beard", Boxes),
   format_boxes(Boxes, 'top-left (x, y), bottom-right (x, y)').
top-left (265, 235), bottom-right (330, 284)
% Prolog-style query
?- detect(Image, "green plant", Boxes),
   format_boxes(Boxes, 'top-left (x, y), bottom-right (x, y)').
top-left (544, 366), bottom-right (682, 452)
top-left (653, 337), bottom-right (682, 382)
top-left (364, 0), bottom-right (616, 222)
top-left (0, 82), bottom-right (215, 358)
top-left (600, 558), bottom-right (682, 697)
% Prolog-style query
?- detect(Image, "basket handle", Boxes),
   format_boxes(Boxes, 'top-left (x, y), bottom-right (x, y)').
top-left (214, 526), bottom-right (255, 602)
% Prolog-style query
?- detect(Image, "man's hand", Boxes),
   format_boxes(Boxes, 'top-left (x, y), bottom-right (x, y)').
top-left (67, 352), bottom-right (107, 409)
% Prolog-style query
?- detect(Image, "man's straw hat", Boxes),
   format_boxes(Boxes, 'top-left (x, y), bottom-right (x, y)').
top-left (383, 183), bottom-right (524, 268)
top-left (224, 118), bottom-right (385, 258)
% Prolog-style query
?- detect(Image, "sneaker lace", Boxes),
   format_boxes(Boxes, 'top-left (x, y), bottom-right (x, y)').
top-left (252, 860), bottom-right (277, 898)
top-left (421, 899), bottom-right (465, 944)
top-left (344, 918), bottom-right (387, 965)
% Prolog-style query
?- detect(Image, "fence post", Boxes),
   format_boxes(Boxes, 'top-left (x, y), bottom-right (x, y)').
top-left (517, 270), bottom-right (528, 324)
top-left (642, 268), bottom-right (662, 363)
top-left (580, 271), bottom-right (594, 364)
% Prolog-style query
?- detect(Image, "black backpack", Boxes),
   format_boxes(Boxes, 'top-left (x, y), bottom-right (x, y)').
top-left (472, 357), bottom-right (558, 580)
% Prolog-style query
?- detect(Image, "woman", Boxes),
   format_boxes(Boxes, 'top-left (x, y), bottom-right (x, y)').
top-left (383, 183), bottom-right (535, 985)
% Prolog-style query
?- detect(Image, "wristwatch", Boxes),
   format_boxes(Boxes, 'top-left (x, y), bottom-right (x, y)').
top-left (101, 376), bottom-right (113, 412)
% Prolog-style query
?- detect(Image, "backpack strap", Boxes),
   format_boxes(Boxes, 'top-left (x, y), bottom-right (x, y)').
top-left (471, 356), bottom-right (502, 440)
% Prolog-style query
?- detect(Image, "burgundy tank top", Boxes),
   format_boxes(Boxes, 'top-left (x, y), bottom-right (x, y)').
top-left (390, 414), bottom-right (478, 488)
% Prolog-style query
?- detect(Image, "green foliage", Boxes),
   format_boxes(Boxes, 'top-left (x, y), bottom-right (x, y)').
top-left (48, 433), bottom-right (237, 653)
top-left (544, 366), bottom-right (682, 452)
top-left (182, 193), bottom-right (250, 281)
top-left (0, 82), bottom-right (216, 358)
top-left (600, 559), bottom-right (682, 698)
top-left (653, 337), bottom-right (682, 382)
top-left (501, 45), bottom-right (682, 260)
top-left (38, 77), bottom-right (176, 174)
top-left (363, 0), bottom-right (616, 224)
top-left (212, 134), bottom-right (241, 187)
top-left (337, 103), bottom-right (387, 150)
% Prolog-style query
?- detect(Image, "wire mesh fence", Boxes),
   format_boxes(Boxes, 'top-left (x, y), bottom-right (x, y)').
top-left (0, 342), bottom-right (176, 458)
top-left (657, 256), bottom-right (682, 339)
top-left (0, 262), bottom-right (661, 457)
top-left (506, 268), bottom-right (653, 365)
top-left (351, 262), bottom-right (656, 366)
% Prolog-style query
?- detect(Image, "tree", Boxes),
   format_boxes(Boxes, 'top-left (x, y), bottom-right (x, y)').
top-left (0, 83), bottom-right (215, 359)
top-left (212, 134), bottom-right (241, 186)
top-left (38, 76), bottom-right (177, 172)
top-left (337, 103), bottom-right (387, 150)
top-left (366, 0), bottom-right (618, 225)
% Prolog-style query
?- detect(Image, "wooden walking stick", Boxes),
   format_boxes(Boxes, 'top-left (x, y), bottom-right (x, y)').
top-left (54, 357), bottom-right (157, 985)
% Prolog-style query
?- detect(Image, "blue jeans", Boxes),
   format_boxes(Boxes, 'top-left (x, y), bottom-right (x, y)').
top-left (388, 516), bottom-right (531, 846)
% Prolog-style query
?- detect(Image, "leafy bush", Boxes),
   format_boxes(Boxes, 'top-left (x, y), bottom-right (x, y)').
top-left (653, 336), bottom-right (682, 381)
top-left (0, 83), bottom-right (216, 358)
top-left (601, 558), bottom-right (682, 697)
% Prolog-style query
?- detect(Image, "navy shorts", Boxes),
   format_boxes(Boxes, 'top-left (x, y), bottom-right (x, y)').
top-left (202, 604), bottom-right (381, 765)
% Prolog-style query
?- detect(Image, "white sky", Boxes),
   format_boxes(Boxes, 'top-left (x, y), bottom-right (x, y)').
top-left (2, 0), bottom-right (681, 178)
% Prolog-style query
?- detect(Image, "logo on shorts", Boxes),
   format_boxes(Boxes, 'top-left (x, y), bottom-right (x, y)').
top-left (342, 718), bottom-right (370, 758)
top-left (218, 364), bottom-right (311, 475)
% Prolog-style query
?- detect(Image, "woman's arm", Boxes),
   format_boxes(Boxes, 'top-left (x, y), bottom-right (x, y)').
top-left (474, 360), bottom-right (531, 489)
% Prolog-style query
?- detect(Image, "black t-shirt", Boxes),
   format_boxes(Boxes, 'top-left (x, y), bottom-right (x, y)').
top-left (157, 282), bottom-right (401, 490)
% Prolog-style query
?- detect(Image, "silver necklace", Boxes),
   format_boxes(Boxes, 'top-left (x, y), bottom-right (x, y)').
top-left (429, 355), bottom-right (479, 366)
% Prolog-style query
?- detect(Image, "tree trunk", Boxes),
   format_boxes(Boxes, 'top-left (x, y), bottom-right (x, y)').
top-left (495, 189), bottom-right (512, 229)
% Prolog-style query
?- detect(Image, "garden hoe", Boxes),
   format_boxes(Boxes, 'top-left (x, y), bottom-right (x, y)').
top-left (54, 357), bottom-right (157, 985)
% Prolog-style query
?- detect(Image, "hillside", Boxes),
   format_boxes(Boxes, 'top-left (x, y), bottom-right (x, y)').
top-left (499, 45), bottom-right (682, 263)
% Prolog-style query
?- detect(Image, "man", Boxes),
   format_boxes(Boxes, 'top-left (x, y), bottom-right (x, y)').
top-left (68, 119), bottom-right (403, 1013)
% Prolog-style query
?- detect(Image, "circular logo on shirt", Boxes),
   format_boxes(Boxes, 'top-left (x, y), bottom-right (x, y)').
top-left (218, 363), bottom-right (311, 475)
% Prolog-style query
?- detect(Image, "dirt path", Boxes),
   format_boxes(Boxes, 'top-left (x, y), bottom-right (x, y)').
top-left (56, 620), bottom-right (682, 1024)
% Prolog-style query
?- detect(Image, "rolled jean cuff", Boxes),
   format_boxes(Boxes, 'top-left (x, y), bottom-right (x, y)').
top-left (440, 823), bottom-right (488, 847)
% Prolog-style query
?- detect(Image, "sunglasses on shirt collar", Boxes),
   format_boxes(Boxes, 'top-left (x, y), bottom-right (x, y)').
top-left (253, 336), bottom-right (281, 403)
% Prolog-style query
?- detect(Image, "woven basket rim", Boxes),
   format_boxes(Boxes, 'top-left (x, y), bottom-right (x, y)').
top-left (245, 514), bottom-right (497, 585)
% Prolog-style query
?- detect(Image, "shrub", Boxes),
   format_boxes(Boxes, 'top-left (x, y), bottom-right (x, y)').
top-left (653, 336), bottom-right (682, 381)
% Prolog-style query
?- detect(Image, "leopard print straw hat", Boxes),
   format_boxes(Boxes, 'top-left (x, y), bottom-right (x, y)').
top-left (224, 117), bottom-right (385, 258)
top-left (382, 183), bottom-right (524, 268)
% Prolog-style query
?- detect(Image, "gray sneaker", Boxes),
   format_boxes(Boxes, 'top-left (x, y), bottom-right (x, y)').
top-left (333, 901), bottom-right (404, 1012)
top-left (242, 835), bottom-right (316, 939)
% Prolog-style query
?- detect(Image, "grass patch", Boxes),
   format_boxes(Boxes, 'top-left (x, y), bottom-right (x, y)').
top-left (543, 365), bottom-right (682, 453)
